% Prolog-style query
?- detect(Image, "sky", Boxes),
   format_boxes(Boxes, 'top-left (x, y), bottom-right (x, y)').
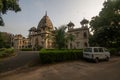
top-left (0, 0), bottom-right (105, 37)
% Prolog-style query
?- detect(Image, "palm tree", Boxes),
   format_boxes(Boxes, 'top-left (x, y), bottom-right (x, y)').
top-left (45, 25), bottom-right (75, 49)
top-left (54, 25), bottom-right (67, 49)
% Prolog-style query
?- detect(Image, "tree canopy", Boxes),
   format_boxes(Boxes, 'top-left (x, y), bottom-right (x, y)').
top-left (54, 25), bottom-right (67, 49)
top-left (0, 32), bottom-right (14, 48)
top-left (90, 0), bottom-right (120, 48)
top-left (0, 0), bottom-right (21, 26)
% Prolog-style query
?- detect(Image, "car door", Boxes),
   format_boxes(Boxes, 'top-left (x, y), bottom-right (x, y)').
top-left (93, 48), bottom-right (100, 59)
top-left (98, 48), bottom-right (105, 59)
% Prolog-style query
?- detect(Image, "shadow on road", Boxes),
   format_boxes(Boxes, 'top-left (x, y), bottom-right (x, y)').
top-left (0, 51), bottom-right (40, 73)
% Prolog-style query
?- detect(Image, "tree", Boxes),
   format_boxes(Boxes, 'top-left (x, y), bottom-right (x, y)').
top-left (0, 32), bottom-right (4, 48)
top-left (0, 0), bottom-right (21, 26)
top-left (90, 0), bottom-right (120, 48)
top-left (0, 32), bottom-right (14, 48)
top-left (54, 25), bottom-right (67, 49)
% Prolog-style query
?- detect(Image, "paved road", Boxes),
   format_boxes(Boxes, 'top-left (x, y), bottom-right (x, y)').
top-left (0, 51), bottom-right (39, 73)
top-left (0, 57), bottom-right (120, 80)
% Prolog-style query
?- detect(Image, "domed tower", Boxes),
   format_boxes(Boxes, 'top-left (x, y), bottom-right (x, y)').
top-left (36, 12), bottom-right (54, 49)
top-left (80, 18), bottom-right (89, 28)
top-left (37, 12), bottom-right (53, 32)
top-left (67, 21), bottom-right (75, 30)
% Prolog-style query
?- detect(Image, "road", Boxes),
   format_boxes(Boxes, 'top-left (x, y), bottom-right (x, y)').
top-left (0, 51), bottom-right (39, 73)
top-left (0, 57), bottom-right (120, 80)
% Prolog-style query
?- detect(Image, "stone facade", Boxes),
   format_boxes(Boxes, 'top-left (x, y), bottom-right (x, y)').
top-left (14, 34), bottom-right (29, 49)
top-left (67, 27), bottom-right (89, 49)
top-left (29, 13), bottom-right (54, 50)
top-left (67, 19), bottom-right (89, 49)
top-left (13, 13), bottom-right (89, 50)
top-left (28, 13), bottom-right (90, 49)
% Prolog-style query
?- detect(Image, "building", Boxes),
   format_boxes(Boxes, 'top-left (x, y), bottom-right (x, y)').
top-left (14, 34), bottom-right (29, 49)
top-left (29, 13), bottom-right (89, 49)
top-left (67, 19), bottom-right (89, 49)
top-left (29, 13), bottom-right (54, 50)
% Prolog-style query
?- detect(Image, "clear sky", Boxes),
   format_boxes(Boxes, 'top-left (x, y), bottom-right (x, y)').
top-left (0, 0), bottom-right (105, 37)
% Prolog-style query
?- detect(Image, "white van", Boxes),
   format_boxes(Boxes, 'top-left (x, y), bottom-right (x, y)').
top-left (83, 47), bottom-right (110, 63)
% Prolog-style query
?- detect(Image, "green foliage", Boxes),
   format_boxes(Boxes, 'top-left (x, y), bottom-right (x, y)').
top-left (0, 48), bottom-right (6, 51)
top-left (5, 48), bottom-right (14, 53)
top-left (108, 47), bottom-right (120, 56)
top-left (108, 48), bottom-right (117, 55)
top-left (54, 25), bottom-right (75, 49)
top-left (0, 48), bottom-right (14, 57)
top-left (90, 0), bottom-right (120, 48)
top-left (39, 49), bottom-right (83, 64)
top-left (0, 0), bottom-right (21, 26)
top-left (21, 48), bottom-right (33, 51)
top-left (0, 32), bottom-right (13, 48)
top-left (54, 25), bottom-right (67, 49)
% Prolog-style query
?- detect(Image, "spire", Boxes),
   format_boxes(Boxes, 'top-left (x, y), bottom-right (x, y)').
top-left (45, 11), bottom-right (47, 16)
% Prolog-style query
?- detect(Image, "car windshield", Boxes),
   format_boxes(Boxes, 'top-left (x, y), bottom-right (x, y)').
top-left (84, 48), bottom-right (92, 52)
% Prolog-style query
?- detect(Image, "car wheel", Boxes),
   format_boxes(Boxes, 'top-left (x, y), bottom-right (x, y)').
top-left (106, 56), bottom-right (109, 61)
top-left (95, 58), bottom-right (99, 63)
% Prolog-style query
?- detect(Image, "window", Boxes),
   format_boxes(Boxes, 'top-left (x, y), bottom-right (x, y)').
top-left (70, 43), bottom-right (72, 49)
top-left (75, 32), bottom-right (79, 37)
top-left (84, 48), bottom-right (92, 52)
top-left (84, 42), bottom-right (88, 47)
top-left (99, 48), bottom-right (103, 52)
top-left (83, 32), bottom-right (87, 38)
top-left (94, 48), bottom-right (99, 52)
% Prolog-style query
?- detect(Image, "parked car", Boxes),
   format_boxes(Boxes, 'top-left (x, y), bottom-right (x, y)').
top-left (83, 47), bottom-right (110, 63)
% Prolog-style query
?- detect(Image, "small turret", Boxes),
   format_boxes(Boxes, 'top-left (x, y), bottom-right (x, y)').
top-left (67, 21), bottom-right (75, 30)
top-left (80, 18), bottom-right (89, 28)
top-left (29, 27), bottom-right (37, 37)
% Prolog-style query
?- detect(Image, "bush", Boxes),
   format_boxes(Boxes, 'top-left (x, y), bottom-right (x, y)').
top-left (0, 48), bottom-right (6, 51)
top-left (5, 48), bottom-right (14, 54)
top-left (39, 49), bottom-right (83, 64)
top-left (0, 48), bottom-right (14, 57)
top-left (21, 48), bottom-right (33, 51)
top-left (109, 48), bottom-right (116, 55)
top-left (108, 47), bottom-right (120, 56)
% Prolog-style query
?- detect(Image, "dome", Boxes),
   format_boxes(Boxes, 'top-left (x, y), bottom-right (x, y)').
top-left (67, 21), bottom-right (75, 27)
top-left (80, 18), bottom-right (89, 25)
top-left (37, 13), bottom-right (53, 30)
top-left (29, 27), bottom-right (37, 31)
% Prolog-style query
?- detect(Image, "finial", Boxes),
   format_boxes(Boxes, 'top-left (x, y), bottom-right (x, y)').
top-left (45, 11), bottom-right (47, 16)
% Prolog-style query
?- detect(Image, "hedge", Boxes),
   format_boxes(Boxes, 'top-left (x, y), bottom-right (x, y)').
top-left (39, 49), bottom-right (83, 64)
top-left (0, 48), bottom-right (14, 57)
top-left (21, 48), bottom-right (33, 51)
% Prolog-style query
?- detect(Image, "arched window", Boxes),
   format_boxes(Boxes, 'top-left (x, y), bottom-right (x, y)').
top-left (84, 42), bottom-right (88, 47)
top-left (83, 32), bottom-right (87, 38)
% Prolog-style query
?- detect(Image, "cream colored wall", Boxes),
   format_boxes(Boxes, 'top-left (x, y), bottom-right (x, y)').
top-left (29, 30), bottom-right (54, 49)
top-left (67, 28), bottom-right (89, 49)
top-left (13, 35), bottom-right (29, 49)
